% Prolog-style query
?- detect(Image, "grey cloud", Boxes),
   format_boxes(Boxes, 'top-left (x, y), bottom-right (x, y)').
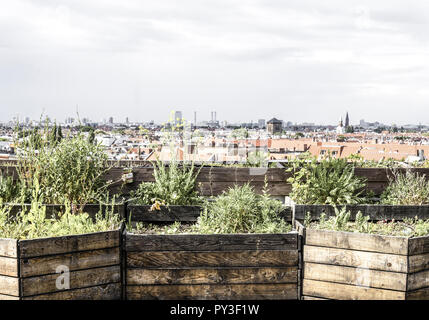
top-left (1, 1), bottom-right (429, 125)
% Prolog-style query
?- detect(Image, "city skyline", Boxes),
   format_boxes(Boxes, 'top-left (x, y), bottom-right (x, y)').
top-left (1, 1), bottom-right (429, 125)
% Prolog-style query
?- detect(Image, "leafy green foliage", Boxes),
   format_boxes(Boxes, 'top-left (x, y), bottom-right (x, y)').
top-left (0, 183), bottom-right (122, 240)
top-left (16, 124), bottom-right (110, 207)
top-left (306, 206), bottom-right (429, 237)
top-left (130, 159), bottom-right (202, 207)
top-left (231, 128), bottom-right (249, 139)
top-left (194, 183), bottom-right (291, 234)
top-left (381, 170), bottom-right (429, 205)
top-left (0, 175), bottom-right (21, 203)
top-left (286, 154), bottom-right (368, 205)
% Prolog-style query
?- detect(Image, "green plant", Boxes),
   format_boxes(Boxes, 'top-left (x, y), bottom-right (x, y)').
top-left (0, 182), bottom-right (122, 240)
top-left (286, 154), bottom-right (368, 205)
top-left (0, 175), bottom-right (20, 203)
top-left (307, 206), bottom-right (429, 237)
top-left (15, 123), bottom-right (111, 208)
top-left (193, 183), bottom-right (291, 234)
top-left (130, 158), bottom-right (202, 207)
top-left (381, 170), bottom-right (429, 205)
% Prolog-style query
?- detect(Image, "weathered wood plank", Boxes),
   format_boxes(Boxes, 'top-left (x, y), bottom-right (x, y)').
top-left (408, 270), bottom-right (429, 291)
top-left (22, 283), bottom-right (121, 300)
top-left (0, 274), bottom-right (19, 296)
top-left (294, 204), bottom-right (429, 222)
top-left (0, 256), bottom-right (18, 277)
top-left (301, 296), bottom-right (330, 300)
top-left (304, 262), bottom-right (407, 291)
top-left (127, 205), bottom-right (202, 223)
top-left (408, 253), bottom-right (429, 273)
top-left (127, 283), bottom-right (298, 300)
top-left (21, 265), bottom-right (121, 297)
top-left (406, 287), bottom-right (429, 300)
top-left (126, 233), bottom-right (297, 252)
top-left (0, 239), bottom-right (18, 258)
top-left (0, 293), bottom-right (19, 300)
top-left (195, 167), bottom-right (290, 182)
top-left (127, 250), bottom-right (298, 268)
top-left (354, 168), bottom-right (429, 182)
top-left (303, 279), bottom-right (405, 300)
top-left (127, 267), bottom-right (298, 285)
top-left (408, 236), bottom-right (429, 255)
top-left (303, 245), bottom-right (408, 273)
top-left (197, 181), bottom-right (291, 196)
top-left (305, 229), bottom-right (409, 255)
top-left (19, 230), bottom-right (120, 258)
top-left (105, 167), bottom-right (290, 183)
top-left (20, 247), bottom-right (120, 277)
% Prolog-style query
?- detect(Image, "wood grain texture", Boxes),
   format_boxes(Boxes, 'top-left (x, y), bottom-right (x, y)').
top-left (305, 228), bottom-right (409, 255)
top-left (0, 257), bottom-right (18, 277)
top-left (197, 181), bottom-right (291, 196)
top-left (20, 247), bottom-right (120, 277)
top-left (126, 233), bottom-right (298, 252)
top-left (303, 245), bottom-right (408, 273)
top-left (408, 270), bottom-right (429, 291)
top-left (0, 239), bottom-right (18, 258)
top-left (127, 205), bottom-right (202, 222)
top-left (407, 287), bottom-right (429, 300)
top-left (22, 283), bottom-right (121, 300)
top-left (303, 279), bottom-right (405, 300)
top-left (304, 262), bottom-right (407, 291)
top-left (127, 250), bottom-right (298, 268)
top-left (0, 274), bottom-right (19, 296)
top-left (127, 267), bottom-right (297, 285)
top-left (127, 283), bottom-right (298, 300)
top-left (301, 295), bottom-right (329, 300)
top-left (21, 265), bottom-right (121, 297)
top-left (408, 236), bottom-right (429, 255)
top-left (408, 253), bottom-right (429, 273)
top-left (19, 230), bottom-right (120, 258)
top-left (294, 204), bottom-right (429, 222)
top-left (0, 293), bottom-right (19, 300)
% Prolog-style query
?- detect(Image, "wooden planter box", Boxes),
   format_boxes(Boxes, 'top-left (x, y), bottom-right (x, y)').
top-left (126, 205), bottom-right (292, 224)
top-left (293, 204), bottom-right (429, 222)
top-left (297, 221), bottom-right (429, 300)
top-left (0, 228), bottom-right (122, 300)
top-left (5, 203), bottom-right (125, 220)
top-left (126, 205), bottom-right (203, 224)
top-left (124, 231), bottom-right (300, 300)
top-left (124, 203), bottom-right (298, 300)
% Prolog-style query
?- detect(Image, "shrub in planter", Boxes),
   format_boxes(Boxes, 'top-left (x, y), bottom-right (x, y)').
top-left (286, 155), bottom-right (368, 205)
top-left (125, 184), bottom-right (299, 300)
top-left (14, 125), bottom-right (113, 210)
top-left (300, 207), bottom-right (429, 300)
top-left (128, 159), bottom-right (203, 224)
top-left (381, 170), bottom-right (429, 205)
top-left (292, 169), bottom-right (429, 223)
top-left (0, 198), bottom-right (123, 300)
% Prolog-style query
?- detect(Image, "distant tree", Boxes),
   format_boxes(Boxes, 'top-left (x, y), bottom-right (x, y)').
top-left (293, 132), bottom-right (304, 139)
top-left (346, 126), bottom-right (354, 133)
top-left (231, 128), bottom-right (249, 139)
top-left (337, 135), bottom-right (346, 142)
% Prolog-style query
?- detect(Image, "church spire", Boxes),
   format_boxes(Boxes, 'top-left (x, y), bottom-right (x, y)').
top-left (345, 112), bottom-right (350, 127)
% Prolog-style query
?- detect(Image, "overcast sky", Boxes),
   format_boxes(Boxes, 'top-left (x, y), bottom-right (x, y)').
top-left (1, 0), bottom-right (429, 125)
